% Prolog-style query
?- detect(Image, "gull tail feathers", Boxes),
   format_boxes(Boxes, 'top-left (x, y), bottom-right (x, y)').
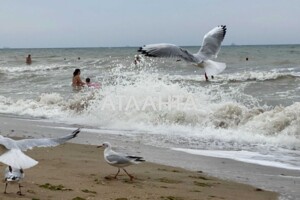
top-left (203, 60), bottom-right (226, 76)
top-left (127, 156), bottom-right (146, 163)
top-left (0, 149), bottom-right (38, 169)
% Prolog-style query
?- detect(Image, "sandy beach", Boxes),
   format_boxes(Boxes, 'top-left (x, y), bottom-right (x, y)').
top-left (0, 143), bottom-right (277, 200)
top-left (0, 115), bottom-right (280, 200)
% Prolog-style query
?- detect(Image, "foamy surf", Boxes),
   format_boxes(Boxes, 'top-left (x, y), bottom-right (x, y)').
top-left (0, 46), bottom-right (299, 177)
top-left (173, 148), bottom-right (300, 171)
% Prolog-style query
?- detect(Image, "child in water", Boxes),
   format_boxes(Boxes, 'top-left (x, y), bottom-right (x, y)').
top-left (86, 78), bottom-right (101, 89)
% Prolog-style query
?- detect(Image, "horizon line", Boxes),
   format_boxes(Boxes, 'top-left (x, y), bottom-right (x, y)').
top-left (1, 43), bottom-right (300, 50)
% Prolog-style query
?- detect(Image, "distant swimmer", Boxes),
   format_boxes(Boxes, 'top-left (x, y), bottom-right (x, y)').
top-left (134, 55), bottom-right (141, 65)
top-left (26, 54), bottom-right (32, 65)
top-left (246, 57), bottom-right (249, 61)
top-left (138, 25), bottom-right (227, 81)
top-left (72, 69), bottom-right (85, 87)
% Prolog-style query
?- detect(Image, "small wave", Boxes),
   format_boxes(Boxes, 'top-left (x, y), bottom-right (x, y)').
top-left (219, 71), bottom-right (297, 83)
top-left (0, 64), bottom-right (71, 74)
top-left (272, 60), bottom-right (296, 65)
top-left (167, 70), bottom-right (298, 84)
top-left (242, 103), bottom-right (300, 137)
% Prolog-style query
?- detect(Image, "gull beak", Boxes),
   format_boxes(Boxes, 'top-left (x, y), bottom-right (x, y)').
top-left (97, 145), bottom-right (103, 148)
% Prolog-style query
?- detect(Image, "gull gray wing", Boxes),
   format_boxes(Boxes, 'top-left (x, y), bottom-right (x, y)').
top-left (15, 128), bottom-right (80, 151)
top-left (106, 154), bottom-right (130, 165)
top-left (138, 43), bottom-right (198, 62)
top-left (0, 136), bottom-right (20, 150)
top-left (198, 25), bottom-right (226, 59)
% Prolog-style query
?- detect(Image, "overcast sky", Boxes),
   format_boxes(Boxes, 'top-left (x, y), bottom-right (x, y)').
top-left (1, 0), bottom-right (300, 48)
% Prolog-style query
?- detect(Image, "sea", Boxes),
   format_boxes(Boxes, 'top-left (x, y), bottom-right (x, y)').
top-left (0, 45), bottom-right (300, 171)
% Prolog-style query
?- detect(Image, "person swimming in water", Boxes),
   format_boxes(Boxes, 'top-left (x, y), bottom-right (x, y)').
top-left (134, 55), bottom-right (141, 65)
top-left (72, 69), bottom-right (85, 87)
top-left (26, 54), bottom-right (32, 65)
top-left (86, 77), bottom-right (101, 89)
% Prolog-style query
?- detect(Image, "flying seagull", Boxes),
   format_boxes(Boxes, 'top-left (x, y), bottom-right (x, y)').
top-left (98, 142), bottom-right (145, 181)
top-left (0, 128), bottom-right (81, 169)
top-left (0, 128), bottom-right (80, 195)
top-left (138, 25), bottom-right (227, 81)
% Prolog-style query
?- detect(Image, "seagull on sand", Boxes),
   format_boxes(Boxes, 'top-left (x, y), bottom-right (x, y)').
top-left (3, 166), bottom-right (24, 195)
top-left (138, 25), bottom-right (227, 81)
top-left (98, 142), bottom-right (145, 181)
top-left (0, 128), bottom-right (80, 195)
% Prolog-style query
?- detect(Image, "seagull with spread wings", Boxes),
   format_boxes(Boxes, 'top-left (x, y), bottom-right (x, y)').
top-left (138, 25), bottom-right (227, 81)
top-left (0, 128), bottom-right (80, 195)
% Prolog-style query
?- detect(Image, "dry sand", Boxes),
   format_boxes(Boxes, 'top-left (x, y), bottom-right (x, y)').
top-left (0, 143), bottom-right (277, 200)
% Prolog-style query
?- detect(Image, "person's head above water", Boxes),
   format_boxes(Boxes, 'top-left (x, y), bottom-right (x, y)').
top-left (73, 69), bottom-right (81, 77)
top-left (86, 78), bottom-right (90, 83)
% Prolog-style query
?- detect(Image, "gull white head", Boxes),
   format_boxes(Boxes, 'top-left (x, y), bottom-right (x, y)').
top-left (97, 142), bottom-right (111, 149)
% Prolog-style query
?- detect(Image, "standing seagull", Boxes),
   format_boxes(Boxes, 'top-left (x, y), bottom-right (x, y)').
top-left (0, 128), bottom-right (80, 195)
top-left (3, 166), bottom-right (24, 195)
top-left (138, 25), bottom-right (227, 81)
top-left (98, 142), bottom-right (145, 181)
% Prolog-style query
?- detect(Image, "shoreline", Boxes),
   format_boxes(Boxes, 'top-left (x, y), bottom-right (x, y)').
top-left (0, 143), bottom-right (277, 200)
top-left (0, 114), bottom-right (298, 199)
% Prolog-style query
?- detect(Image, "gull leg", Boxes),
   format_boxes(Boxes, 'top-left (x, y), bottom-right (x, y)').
top-left (205, 73), bottom-right (208, 81)
top-left (123, 168), bottom-right (134, 181)
top-left (114, 168), bottom-right (120, 179)
top-left (4, 182), bottom-right (8, 194)
top-left (211, 75), bottom-right (214, 79)
top-left (17, 184), bottom-right (23, 196)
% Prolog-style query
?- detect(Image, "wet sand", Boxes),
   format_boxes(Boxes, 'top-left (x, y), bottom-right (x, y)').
top-left (0, 142), bottom-right (277, 200)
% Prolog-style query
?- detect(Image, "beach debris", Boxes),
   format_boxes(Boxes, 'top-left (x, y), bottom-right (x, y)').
top-left (188, 175), bottom-right (211, 180)
top-left (255, 188), bottom-right (264, 191)
top-left (160, 196), bottom-right (184, 200)
top-left (97, 142), bottom-right (145, 181)
top-left (158, 177), bottom-right (182, 184)
top-left (157, 168), bottom-right (181, 173)
top-left (193, 181), bottom-right (213, 187)
top-left (72, 197), bottom-right (86, 200)
top-left (39, 183), bottom-right (73, 191)
top-left (81, 189), bottom-right (97, 194)
top-left (27, 189), bottom-right (36, 194)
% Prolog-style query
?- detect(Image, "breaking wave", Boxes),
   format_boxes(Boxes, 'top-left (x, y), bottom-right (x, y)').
top-left (0, 68), bottom-right (299, 151)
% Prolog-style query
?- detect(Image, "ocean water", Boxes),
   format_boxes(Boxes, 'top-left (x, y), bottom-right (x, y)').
top-left (0, 45), bottom-right (300, 170)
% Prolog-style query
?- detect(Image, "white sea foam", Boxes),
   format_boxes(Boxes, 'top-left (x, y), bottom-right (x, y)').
top-left (0, 64), bottom-right (66, 73)
top-left (0, 46), bottom-right (300, 167)
top-left (173, 148), bottom-right (300, 170)
top-left (0, 69), bottom-right (299, 151)
top-left (168, 70), bottom-right (294, 83)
